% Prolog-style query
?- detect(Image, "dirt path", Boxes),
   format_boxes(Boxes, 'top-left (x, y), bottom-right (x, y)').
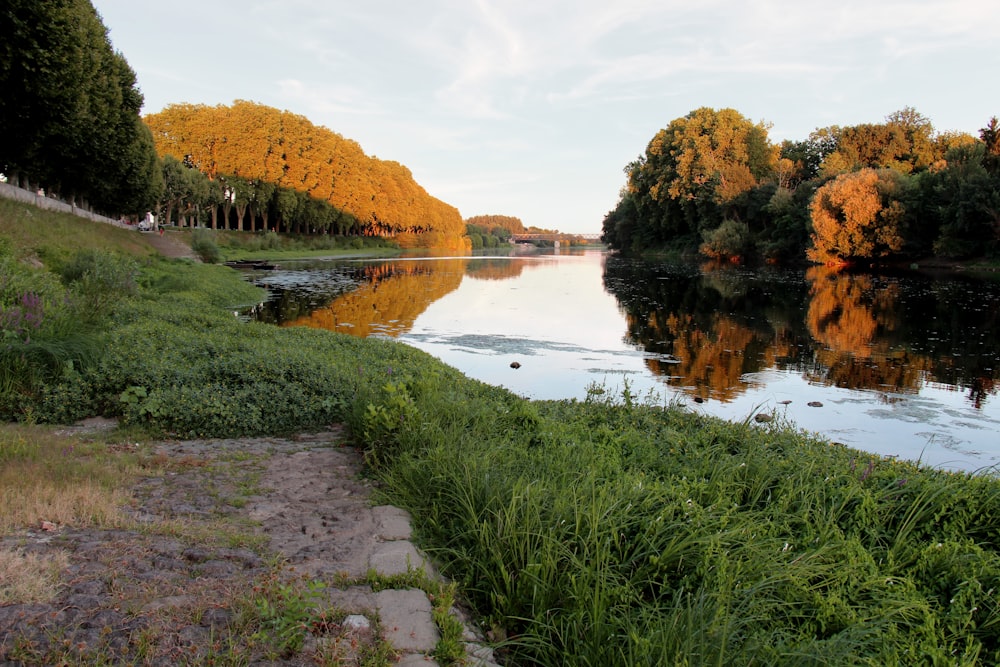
top-left (0, 424), bottom-right (498, 666)
top-left (139, 230), bottom-right (197, 260)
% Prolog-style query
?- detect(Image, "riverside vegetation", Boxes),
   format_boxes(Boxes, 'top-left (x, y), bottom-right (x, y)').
top-left (5, 200), bottom-right (1000, 665)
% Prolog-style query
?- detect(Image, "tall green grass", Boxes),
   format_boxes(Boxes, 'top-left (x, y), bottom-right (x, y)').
top-left (362, 383), bottom-right (1000, 665)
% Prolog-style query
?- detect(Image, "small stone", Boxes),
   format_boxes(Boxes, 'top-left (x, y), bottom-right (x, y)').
top-left (807, 401), bottom-right (823, 408)
top-left (753, 413), bottom-right (773, 423)
top-left (509, 361), bottom-right (521, 369)
top-left (342, 614), bottom-right (371, 633)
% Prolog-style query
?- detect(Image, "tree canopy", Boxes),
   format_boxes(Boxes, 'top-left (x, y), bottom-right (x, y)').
top-left (144, 101), bottom-right (467, 248)
top-left (465, 214), bottom-right (526, 235)
top-left (617, 107), bottom-right (777, 251)
top-left (603, 107), bottom-right (998, 265)
top-left (0, 0), bottom-right (161, 214)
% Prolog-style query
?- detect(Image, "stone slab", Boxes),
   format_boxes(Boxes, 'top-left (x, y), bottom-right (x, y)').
top-left (376, 588), bottom-right (439, 652)
top-left (369, 540), bottom-right (426, 577)
top-left (372, 505), bottom-right (413, 540)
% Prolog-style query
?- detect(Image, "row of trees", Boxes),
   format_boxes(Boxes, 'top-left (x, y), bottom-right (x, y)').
top-left (601, 107), bottom-right (1000, 264)
top-left (0, 0), bottom-right (161, 215)
top-left (465, 214), bottom-right (525, 248)
top-left (145, 102), bottom-right (468, 249)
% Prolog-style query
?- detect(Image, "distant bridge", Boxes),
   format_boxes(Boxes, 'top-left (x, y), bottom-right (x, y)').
top-left (509, 233), bottom-right (602, 242)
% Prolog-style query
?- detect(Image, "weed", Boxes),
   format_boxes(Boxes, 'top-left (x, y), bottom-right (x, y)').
top-left (251, 572), bottom-right (329, 657)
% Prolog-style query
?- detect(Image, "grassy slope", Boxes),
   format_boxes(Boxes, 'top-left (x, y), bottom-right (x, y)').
top-left (0, 197), bottom-right (161, 263)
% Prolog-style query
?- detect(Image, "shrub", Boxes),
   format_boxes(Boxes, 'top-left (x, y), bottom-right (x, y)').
top-left (0, 257), bottom-right (101, 419)
top-left (191, 229), bottom-right (221, 263)
top-left (59, 249), bottom-right (139, 321)
top-left (699, 219), bottom-right (750, 260)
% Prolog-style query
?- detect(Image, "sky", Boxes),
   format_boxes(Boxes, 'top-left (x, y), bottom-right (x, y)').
top-left (92, 0), bottom-right (1000, 234)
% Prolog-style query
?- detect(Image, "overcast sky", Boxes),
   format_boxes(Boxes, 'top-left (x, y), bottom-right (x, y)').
top-left (92, 0), bottom-right (1000, 234)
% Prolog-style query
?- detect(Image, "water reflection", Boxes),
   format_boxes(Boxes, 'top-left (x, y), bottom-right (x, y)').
top-left (602, 257), bottom-right (999, 410)
top-left (281, 260), bottom-right (465, 338)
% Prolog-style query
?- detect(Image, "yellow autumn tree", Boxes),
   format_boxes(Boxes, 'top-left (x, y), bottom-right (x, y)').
top-left (807, 168), bottom-right (906, 265)
top-left (144, 101), bottom-right (467, 247)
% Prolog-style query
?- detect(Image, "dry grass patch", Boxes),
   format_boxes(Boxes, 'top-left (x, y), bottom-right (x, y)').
top-left (0, 547), bottom-right (70, 604)
top-left (0, 424), bottom-right (142, 533)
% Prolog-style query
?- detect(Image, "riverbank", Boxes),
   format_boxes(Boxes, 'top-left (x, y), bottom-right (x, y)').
top-left (5, 203), bottom-right (1000, 664)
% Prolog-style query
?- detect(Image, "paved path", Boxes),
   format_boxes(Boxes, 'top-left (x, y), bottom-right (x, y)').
top-left (141, 430), bottom-right (502, 666)
top-left (1, 424), bottom-right (500, 665)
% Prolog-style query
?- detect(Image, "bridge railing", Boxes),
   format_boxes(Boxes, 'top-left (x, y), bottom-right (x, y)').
top-left (509, 233), bottom-right (601, 241)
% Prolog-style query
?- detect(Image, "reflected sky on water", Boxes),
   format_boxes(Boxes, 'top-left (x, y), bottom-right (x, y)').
top-left (249, 250), bottom-right (1000, 473)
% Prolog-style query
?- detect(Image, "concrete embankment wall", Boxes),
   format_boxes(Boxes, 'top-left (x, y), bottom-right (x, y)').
top-left (0, 181), bottom-right (131, 229)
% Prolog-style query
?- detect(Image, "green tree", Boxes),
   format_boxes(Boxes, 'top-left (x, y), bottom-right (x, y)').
top-left (159, 155), bottom-right (189, 226)
top-left (622, 107), bottom-right (776, 250)
top-left (982, 117), bottom-right (1000, 176)
top-left (700, 219), bottom-right (751, 261)
top-left (914, 142), bottom-right (1000, 258)
top-left (885, 107), bottom-right (938, 170)
top-left (273, 187), bottom-right (300, 233)
top-left (250, 180), bottom-right (277, 232)
top-left (0, 0), bottom-right (159, 213)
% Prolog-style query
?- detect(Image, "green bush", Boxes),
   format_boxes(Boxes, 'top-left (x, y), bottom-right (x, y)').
top-left (0, 255), bottom-right (101, 419)
top-left (700, 219), bottom-right (751, 260)
top-left (191, 229), bottom-right (221, 263)
top-left (59, 249), bottom-right (139, 321)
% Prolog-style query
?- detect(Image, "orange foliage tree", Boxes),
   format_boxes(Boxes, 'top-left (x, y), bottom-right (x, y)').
top-left (807, 168), bottom-right (906, 265)
top-left (465, 215), bottom-right (526, 235)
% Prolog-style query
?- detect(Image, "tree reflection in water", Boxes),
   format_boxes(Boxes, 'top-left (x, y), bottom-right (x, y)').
top-left (603, 257), bottom-right (999, 408)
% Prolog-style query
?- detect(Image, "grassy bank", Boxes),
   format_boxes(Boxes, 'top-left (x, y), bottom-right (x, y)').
top-left (5, 201), bottom-right (1000, 664)
top-left (210, 228), bottom-right (401, 262)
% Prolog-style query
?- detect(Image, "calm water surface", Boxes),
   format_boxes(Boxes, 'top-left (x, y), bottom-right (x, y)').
top-left (249, 250), bottom-right (1000, 472)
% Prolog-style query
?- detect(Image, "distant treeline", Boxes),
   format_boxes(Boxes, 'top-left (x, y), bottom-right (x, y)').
top-left (601, 107), bottom-right (1000, 265)
top-left (0, 2), bottom-right (468, 249)
top-left (465, 214), bottom-right (524, 248)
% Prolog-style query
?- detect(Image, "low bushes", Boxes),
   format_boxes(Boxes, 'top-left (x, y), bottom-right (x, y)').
top-left (215, 230), bottom-right (399, 258)
top-left (23, 257), bottom-right (451, 437)
top-left (190, 228), bottom-right (221, 263)
top-left (0, 246), bottom-right (129, 417)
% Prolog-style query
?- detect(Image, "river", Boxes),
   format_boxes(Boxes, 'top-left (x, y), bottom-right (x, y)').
top-left (247, 249), bottom-right (1000, 473)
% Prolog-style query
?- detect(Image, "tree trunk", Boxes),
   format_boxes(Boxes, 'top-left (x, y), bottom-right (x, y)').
top-left (235, 203), bottom-right (248, 231)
